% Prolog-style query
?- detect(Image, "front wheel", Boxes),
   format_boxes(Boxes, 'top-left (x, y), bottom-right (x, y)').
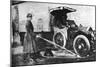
top-left (73, 35), bottom-right (90, 57)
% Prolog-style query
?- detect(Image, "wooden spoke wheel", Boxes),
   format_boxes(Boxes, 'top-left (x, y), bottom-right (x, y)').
top-left (73, 35), bottom-right (90, 57)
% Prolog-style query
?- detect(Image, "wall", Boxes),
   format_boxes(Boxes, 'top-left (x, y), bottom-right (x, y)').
top-left (12, 2), bottom-right (95, 32)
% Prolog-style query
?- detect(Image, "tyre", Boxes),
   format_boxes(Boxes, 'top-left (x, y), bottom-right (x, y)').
top-left (73, 35), bottom-right (90, 57)
top-left (53, 32), bottom-right (66, 48)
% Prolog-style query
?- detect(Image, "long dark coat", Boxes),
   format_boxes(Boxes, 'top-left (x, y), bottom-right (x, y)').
top-left (23, 20), bottom-right (37, 53)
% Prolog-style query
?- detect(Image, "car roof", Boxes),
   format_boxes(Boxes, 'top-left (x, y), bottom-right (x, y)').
top-left (50, 6), bottom-right (76, 16)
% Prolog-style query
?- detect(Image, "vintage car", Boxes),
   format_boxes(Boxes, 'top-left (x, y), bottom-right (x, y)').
top-left (47, 6), bottom-right (96, 57)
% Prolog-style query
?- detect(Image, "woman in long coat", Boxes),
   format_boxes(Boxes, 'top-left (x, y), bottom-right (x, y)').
top-left (23, 13), bottom-right (37, 62)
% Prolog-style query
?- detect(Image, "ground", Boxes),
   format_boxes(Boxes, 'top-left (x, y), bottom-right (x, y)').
top-left (11, 46), bottom-right (96, 66)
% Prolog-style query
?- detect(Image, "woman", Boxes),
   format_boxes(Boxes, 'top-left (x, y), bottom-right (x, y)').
top-left (23, 13), bottom-right (37, 63)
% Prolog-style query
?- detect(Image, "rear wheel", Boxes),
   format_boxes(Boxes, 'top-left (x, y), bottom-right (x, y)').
top-left (73, 35), bottom-right (90, 57)
top-left (53, 32), bottom-right (66, 47)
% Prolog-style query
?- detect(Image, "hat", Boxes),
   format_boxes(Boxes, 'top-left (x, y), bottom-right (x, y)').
top-left (27, 13), bottom-right (32, 18)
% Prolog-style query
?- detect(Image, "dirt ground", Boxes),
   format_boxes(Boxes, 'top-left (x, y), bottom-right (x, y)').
top-left (11, 46), bottom-right (96, 67)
